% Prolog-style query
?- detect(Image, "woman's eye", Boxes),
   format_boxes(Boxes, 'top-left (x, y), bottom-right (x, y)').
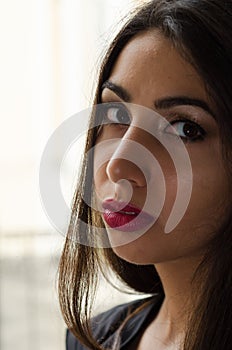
top-left (165, 119), bottom-right (206, 141)
top-left (103, 105), bottom-right (131, 125)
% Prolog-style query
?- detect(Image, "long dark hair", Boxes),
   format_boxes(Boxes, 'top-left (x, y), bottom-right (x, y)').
top-left (58, 1), bottom-right (232, 349)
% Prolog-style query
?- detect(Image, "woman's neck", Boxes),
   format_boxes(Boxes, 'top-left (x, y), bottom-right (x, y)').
top-left (138, 255), bottom-right (203, 350)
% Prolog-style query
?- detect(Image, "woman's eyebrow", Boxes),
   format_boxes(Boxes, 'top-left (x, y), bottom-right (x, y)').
top-left (154, 96), bottom-right (216, 118)
top-left (101, 81), bottom-right (216, 119)
top-left (101, 81), bottom-right (131, 101)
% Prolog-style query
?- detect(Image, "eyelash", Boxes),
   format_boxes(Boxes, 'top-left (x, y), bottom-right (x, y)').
top-left (99, 103), bottom-right (206, 142)
top-left (101, 103), bottom-right (130, 125)
top-left (167, 115), bottom-right (206, 142)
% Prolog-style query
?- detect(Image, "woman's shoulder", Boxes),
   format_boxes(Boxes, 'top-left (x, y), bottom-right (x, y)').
top-left (66, 294), bottom-right (163, 350)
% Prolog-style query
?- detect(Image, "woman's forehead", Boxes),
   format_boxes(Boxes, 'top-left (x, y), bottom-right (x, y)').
top-left (106, 31), bottom-right (212, 109)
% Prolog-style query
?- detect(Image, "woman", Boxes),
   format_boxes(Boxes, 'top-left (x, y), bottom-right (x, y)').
top-left (59, 1), bottom-right (232, 349)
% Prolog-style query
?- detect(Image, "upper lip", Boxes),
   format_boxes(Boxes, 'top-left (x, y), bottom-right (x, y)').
top-left (102, 200), bottom-right (142, 214)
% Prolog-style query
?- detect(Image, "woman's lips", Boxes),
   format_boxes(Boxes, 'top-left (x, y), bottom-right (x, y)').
top-left (102, 200), bottom-right (155, 232)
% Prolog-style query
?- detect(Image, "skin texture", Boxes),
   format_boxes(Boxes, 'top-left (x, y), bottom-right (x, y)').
top-left (93, 30), bottom-right (230, 348)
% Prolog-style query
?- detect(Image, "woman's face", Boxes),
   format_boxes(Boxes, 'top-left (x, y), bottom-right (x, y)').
top-left (93, 30), bottom-right (230, 264)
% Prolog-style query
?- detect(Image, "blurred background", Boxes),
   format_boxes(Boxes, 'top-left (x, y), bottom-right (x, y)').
top-left (0, 1), bottom-right (145, 349)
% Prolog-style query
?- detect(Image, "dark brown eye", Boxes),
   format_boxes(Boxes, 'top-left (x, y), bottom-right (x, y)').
top-left (101, 103), bottom-right (131, 125)
top-left (165, 119), bottom-right (206, 141)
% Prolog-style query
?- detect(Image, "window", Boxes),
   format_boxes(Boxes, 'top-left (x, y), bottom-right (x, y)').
top-left (0, 1), bottom-right (137, 349)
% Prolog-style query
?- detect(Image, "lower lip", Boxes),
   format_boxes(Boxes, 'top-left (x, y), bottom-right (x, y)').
top-left (103, 210), bottom-right (155, 232)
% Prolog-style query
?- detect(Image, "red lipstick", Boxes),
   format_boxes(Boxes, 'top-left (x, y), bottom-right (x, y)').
top-left (102, 200), bottom-right (155, 232)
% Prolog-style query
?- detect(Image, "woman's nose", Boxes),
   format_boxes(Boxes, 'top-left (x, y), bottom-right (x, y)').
top-left (105, 137), bottom-right (149, 188)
